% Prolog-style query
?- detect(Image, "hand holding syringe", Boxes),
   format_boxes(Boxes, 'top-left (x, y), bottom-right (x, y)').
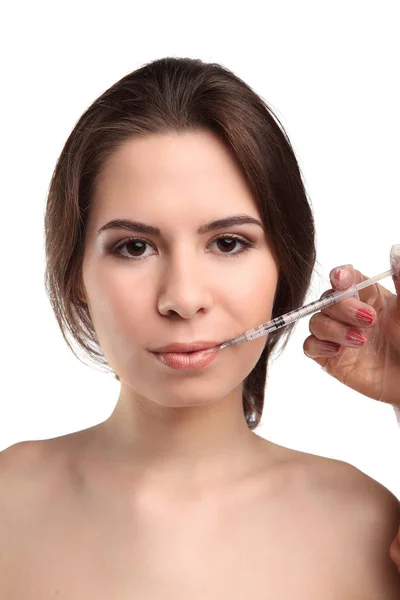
top-left (218, 243), bottom-right (400, 418)
top-left (218, 266), bottom-right (395, 350)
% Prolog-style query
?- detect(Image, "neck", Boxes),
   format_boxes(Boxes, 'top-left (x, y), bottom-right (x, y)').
top-left (85, 385), bottom-right (267, 491)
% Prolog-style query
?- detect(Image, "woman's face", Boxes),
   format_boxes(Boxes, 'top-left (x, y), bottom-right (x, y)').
top-left (81, 130), bottom-right (279, 407)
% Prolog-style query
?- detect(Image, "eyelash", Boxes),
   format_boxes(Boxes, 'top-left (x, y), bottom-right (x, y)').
top-left (109, 234), bottom-right (255, 261)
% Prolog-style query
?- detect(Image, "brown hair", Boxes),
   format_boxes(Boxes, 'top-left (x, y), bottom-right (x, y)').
top-left (44, 57), bottom-right (316, 430)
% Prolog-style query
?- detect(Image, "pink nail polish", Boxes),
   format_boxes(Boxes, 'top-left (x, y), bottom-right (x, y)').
top-left (346, 331), bottom-right (367, 345)
top-left (319, 342), bottom-right (341, 355)
top-left (334, 264), bottom-right (353, 283)
top-left (355, 308), bottom-right (375, 324)
top-left (335, 269), bottom-right (343, 281)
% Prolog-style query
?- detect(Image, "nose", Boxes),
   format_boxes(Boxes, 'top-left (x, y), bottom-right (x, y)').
top-left (157, 250), bottom-right (214, 319)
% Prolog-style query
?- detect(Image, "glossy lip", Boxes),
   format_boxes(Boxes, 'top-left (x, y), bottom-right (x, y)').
top-left (152, 346), bottom-right (220, 371)
top-left (151, 340), bottom-right (222, 353)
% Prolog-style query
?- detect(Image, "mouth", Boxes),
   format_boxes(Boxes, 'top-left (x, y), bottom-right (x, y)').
top-left (151, 341), bottom-right (222, 353)
top-left (150, 344), bottom-right (221, 371)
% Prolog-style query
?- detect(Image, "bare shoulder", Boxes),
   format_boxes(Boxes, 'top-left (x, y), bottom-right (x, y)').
top-left (0, 434), bottom-right (87, 571)
top-left (0, 431), bottom-right (86, 515)
top-left (306, 452), bottom-right (400, 598)
top-left (309, 453), bottom-right (400, 529)
top-left (0, 440), bottom-right (44, 483)
top-left (0, 442), bottom-right (45, 563)
top-left (273, 443), bottom-right (399, 513)
top-left (0, 426), bottom-right (99, 482)
top-left (0, 441), bottom-right (48, 512)
top-left (263, 442), bottom-right (400, 598)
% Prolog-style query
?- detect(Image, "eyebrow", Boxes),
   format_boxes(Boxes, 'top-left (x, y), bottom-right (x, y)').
top-left (97, 214), bottom-right (264, 237)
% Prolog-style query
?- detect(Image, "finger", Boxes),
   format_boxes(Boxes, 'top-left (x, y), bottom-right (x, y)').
top-left (319, 293), bottom-right (377, 329)
top-left (329, 263), bottom-right (355, 290)
top-left (328, 264), bottom-right (382, 307)
top-left (390, 244), bottom-right (400, 294)
top-left (390, 245), bottom-right (400, 321)
top-left (308, 312), bottom-right (369, 347)
top-left (303, 334), bottom-right (341, 360)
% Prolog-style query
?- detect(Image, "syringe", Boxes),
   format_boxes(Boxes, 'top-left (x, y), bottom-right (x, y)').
top-left (218, 267), bottom-right (395, 350)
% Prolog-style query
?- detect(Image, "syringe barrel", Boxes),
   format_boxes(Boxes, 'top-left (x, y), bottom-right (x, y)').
top-left (245, 284), bottom-right (358, 341)
top-left (288, 284), bottom-right (358, 320)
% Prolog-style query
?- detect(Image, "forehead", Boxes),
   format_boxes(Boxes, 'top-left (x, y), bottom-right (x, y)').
top-left (89, 130), bottom-right (260, 232)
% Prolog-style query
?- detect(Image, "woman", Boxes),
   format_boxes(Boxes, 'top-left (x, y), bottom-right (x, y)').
top-left (1, 57), bottom-right (399, 598)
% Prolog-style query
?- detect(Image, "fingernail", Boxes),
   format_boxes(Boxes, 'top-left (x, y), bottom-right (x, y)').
top-left (319, 342), bottom-right (341, 355)
top-left (346, 331), bottom-right (367, 345)
top-left (355, 308), bottom-right (375, 324)
top-left (334, 264), bottom-right (353, 282)
top-left (335, 270), bottom-right (344, 282)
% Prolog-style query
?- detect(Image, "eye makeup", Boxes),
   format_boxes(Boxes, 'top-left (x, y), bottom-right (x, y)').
top-left (107, 233), bottom-right (256, 261)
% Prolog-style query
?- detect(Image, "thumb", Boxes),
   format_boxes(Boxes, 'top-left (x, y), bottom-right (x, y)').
top-left (390, 244), bottom-right (400, 297)
top-left (329, 246), bottom-right (400, 310)
top-left (390, 245), bottom-right (400, 322)
top-left (329, 264), bottom-right (380, 306)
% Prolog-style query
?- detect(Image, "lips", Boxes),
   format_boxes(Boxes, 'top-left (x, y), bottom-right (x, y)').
top-left (152, 346), bottom-right (220, 370)
top-left (151, 341), bottom-right (221, 353)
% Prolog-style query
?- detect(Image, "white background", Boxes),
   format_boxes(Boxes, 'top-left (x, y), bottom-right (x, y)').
top-left (1, 1), bottom-right (399, 497)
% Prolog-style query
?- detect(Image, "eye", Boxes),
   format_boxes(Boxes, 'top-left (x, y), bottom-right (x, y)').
top-left (109, 234), bottom-right (255, 261)
top-left (112, 238), bottom-right (153, 260)
top-left (211, 235), bottom-right (254, 257)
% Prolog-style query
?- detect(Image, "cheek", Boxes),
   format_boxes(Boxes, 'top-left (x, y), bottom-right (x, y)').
top-left (83, 266), bottom-right (151, 351)
top-left (227, 255), bottom-right (278, 323)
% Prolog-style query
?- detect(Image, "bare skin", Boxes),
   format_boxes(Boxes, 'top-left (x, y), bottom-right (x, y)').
top-left (1, 131), bottom-right (400, 598)
top-left (1, 428), bottom-right (399, 600)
